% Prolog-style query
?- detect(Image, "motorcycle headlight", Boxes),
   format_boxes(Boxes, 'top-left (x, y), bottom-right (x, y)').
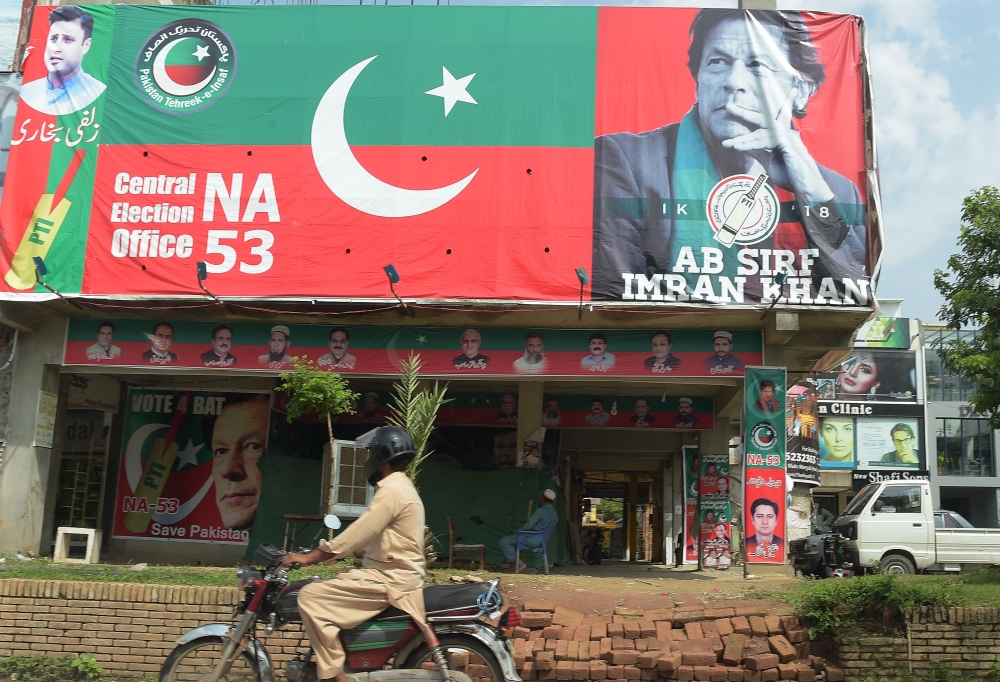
top-left (236, 566), bottom-right (262, 591)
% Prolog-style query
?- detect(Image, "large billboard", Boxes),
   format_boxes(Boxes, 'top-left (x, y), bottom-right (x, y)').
top-left (64, 319), bottom-right (762, 377)
top-left (0, 6), bottom-right (877, 305)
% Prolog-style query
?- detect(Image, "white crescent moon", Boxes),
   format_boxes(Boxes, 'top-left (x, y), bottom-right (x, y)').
top-left (153, 38), bottom-right (217, 97)
top-left (311, 55), bottom-right (478, 218)
top-left (124, 422), bottom-right (213, 525)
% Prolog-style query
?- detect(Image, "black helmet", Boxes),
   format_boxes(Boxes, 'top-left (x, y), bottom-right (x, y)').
top-left (359, 426), bottom-right (415, 484)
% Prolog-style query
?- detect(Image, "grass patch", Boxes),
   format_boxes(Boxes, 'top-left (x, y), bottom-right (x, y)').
top-left (779, 568), bottom-right (1000, 638)
top-left (0, 556), bottom-right (498, 587)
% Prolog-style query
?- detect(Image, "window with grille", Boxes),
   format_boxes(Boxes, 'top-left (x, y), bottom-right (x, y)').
top-left (321, 440), bottom-right (374, 517)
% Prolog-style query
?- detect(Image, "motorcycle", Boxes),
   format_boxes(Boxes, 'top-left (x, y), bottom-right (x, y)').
top-left (161, 517), bottom-right (522, 682)
top-left (789, 531), bottom-right (854, 579)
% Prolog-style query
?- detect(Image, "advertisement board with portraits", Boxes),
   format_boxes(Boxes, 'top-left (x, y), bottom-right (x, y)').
top-left (112, 388), bottom-right (270, 543)
top-left (819, 408), bottom-right (924, 471)
top-left (855, 417), bottom-right (922, 470)
top-left (682, 445), bottom-right (699, 565)
top-left (64, 319), bottom-right (761, 379)
top-left (1, 7), bottom-right (876, 307)
top-left (698, 453), bottom-right (731, 570)
top-left (786, 382), bottom-right (819, 485)
top-left (743, 367), bottom-right (786, 564)
top-left (817, 351), bottom-right (918, 403)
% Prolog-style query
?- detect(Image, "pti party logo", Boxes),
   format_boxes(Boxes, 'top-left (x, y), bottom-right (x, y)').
top-left (135, 19), bottom-right (236, 114)
top-left (750, 421), bottom-right (779, 450)
top-left (706, 174), bottom-right (780, 248)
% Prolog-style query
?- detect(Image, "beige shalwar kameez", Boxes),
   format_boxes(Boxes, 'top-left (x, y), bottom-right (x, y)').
top-left (298, 471), bottom-right (427, 679)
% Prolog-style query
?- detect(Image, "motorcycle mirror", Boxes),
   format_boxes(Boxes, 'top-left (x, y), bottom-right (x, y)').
top-left (324, 514), bottom-right (342, 530)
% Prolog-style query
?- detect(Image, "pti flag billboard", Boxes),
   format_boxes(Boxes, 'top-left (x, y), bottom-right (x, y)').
top-left (743, 366), bottom-right (787, 564)
top-left (1, 6), bottom-right (878, 304)
top-left (113, 388), bottom-right (270, 543)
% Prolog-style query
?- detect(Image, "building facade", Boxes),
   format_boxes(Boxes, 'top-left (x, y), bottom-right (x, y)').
top-left (923, 325), bottom-right (999, 527)
top-left (0, 4), bottom-right (883, 573)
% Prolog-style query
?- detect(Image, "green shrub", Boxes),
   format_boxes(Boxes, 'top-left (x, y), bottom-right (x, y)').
top-left (792, 574), bottom-right (957, 638)
top-left (0, 654), bottom-right (103, 682)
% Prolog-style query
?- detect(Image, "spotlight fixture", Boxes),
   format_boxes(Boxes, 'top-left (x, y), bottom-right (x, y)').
top-left (759, 271), bottom-right (789, 320)
top-left (32, 257), bottom-right (82, 309)
top-left (383, 264), bottom-right (410, 314)
top-left (575, 266), bottom-right (589, 320)
top-left (195, 261), bottom-right (226, 308)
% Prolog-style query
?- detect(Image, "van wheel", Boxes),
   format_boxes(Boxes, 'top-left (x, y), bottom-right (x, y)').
top-left (880, 555), bottom-right (915, 575)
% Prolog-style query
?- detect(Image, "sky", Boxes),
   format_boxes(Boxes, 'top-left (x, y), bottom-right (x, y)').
top-left (1, 0), bottom-right (997, 323)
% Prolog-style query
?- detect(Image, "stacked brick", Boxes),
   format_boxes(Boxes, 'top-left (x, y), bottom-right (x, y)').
top-left (0, 579), bottom-right (845, 682)
top-left (509, 602), bottom-right (837, 682)
top-left (834, 607), bottom-right (1000, 681)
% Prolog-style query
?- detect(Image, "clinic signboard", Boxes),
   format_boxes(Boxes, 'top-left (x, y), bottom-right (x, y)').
top-left (1, 6), bottom-right (878, 305)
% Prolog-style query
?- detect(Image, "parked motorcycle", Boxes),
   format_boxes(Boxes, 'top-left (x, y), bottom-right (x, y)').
top-left (161, 517), bottom-right (521, 682)
top-left (789, 532), bottom-right (853, 579)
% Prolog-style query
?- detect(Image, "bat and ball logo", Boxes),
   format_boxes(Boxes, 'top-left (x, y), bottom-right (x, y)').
top-left (706, 174), bottom-right (780, 247)
top-left (135, 19), bottom-right (237, 114)
top-left (750, 421), bottom-right (779, 450)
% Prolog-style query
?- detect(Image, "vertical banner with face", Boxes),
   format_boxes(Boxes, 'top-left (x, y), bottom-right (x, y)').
top-left (744, 367), bottom-right (787, 564)
top-left (682, 445), bottom-right (699, 564)
top-left (786, 382), bottom-right (820, 485)
top-left (698, 452), bottom-right (731, 569)
top-left (113, 388), bottom-right (270, 543)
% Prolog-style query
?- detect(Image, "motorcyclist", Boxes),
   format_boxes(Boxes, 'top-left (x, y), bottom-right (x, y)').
top-left (282, 426), bottom-right (426, 682)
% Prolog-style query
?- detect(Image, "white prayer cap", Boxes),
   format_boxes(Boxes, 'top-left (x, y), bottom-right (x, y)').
top-left (543, 489), bottom-right (557, 501)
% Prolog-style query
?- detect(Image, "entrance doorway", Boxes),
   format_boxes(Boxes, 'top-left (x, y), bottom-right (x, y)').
top-left (581, 471), bottom-right (662, 563)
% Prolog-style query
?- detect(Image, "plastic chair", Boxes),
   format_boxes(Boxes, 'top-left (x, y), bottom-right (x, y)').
top-left (514, 521), bottom-right (557, 575)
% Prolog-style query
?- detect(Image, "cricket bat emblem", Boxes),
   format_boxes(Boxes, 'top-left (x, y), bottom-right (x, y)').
top-left (4, 150), bottom-right (86, 290)
top-left (714, 173), bottom-right (769, 247)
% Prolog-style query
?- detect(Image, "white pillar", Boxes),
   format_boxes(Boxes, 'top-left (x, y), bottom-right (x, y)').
top-left (0, 316), bottom-right (67, 555)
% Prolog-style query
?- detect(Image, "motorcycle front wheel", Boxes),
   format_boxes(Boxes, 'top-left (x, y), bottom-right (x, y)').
top-left (405, 635), bottom-right (504, 682)
top-left (160, 636), bottom-right (263, 682)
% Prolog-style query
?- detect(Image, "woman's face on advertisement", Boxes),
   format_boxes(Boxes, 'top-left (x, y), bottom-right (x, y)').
top-left (821, 418), bottom-right (854, 461)
top-left (839, 352), bottom-right (879, 395)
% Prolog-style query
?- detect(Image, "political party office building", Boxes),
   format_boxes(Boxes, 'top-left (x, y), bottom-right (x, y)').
top-left (0, 4), bottom-right (883, 571)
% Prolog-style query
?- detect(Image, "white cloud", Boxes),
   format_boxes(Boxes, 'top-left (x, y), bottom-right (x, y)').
top-left (783, 0), bottom-right (1000, 321)
top-left (866, 35), bottom-right (1000, 320)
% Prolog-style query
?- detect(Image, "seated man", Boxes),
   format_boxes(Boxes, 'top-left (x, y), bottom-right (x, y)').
top-left (282, 426), bottom-right (425, 682)
top-left (499, 489), bottom-right (558, 572)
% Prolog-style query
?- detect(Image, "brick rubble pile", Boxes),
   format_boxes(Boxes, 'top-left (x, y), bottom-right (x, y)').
top-left (495, 603), bottom-right (843, 682)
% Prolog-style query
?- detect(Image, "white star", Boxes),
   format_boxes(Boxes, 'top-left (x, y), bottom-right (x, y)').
top-left (425, 67), bottom-right (477, 117)
top-left (416, 334), bottom-right (428, 345)
top-left (193, 44), bottom-right (211, 62)
top-left (175, 439), bottom-right (203, 470)
top-left (469, 398), bottom-right (477, 405)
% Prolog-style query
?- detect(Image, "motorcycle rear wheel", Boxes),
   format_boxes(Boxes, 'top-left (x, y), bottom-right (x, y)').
top-left (405, 635), bottom-right (504, 682)
top-left (160, 636), bottom-right (263, 682)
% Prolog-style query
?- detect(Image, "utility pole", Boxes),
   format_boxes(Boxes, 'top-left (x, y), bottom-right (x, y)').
top-left (12, 0), bottom-right (36, 72)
